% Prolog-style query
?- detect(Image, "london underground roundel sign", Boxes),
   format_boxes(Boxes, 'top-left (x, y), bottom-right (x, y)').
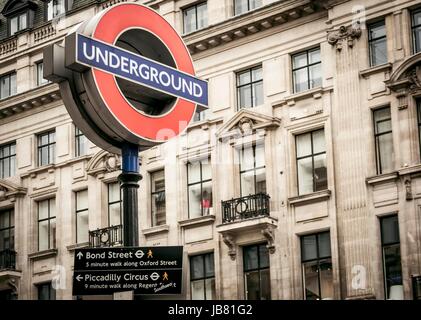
top-left (44, 3), bottom-right (208, 153)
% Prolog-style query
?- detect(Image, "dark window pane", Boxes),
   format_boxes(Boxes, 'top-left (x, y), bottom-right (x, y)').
top-left (303, 261), bottom-right (319, 300)
top-left (301, 235), bottom-right (317, 261)
top-left (190, 255), bottom-right (204, 279)
top-left (370, 38), bottom-right (387, 66)
top-left (319, 259), bottom-right (333, 299)
top-left (243, 246), bottom-right (258, 271)
top-left (245, 270), bottom-right (260, 300)
top-left (260, 268), bottom-right (271, 300)
top-left (204, 253), bottom-right (214, 277)
top-left (318, 232), bottom-right (331, 258)
top-left (383, 244), bottom-right (403, 299)
top-left (259, 244), bottom-right (269, 269)
top-left (381, 215), bottom-right (400, 245)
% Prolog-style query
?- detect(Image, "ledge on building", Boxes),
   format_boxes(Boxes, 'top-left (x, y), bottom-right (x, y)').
top-left (66, 242), bottom-right (89, 252)
top-left (359, 63), bottom-right (392, 78)
top-left (366, 171), bottom-right (399, 185)
top-left (288, 189), bottom-right (331, 206)
top-left (21, 164), bottom-right (56, 179)
top-left (398, 164), bottom-right (421, 176)
top-left (273, 86), bottom-right (333, 108)
top-left (186, 116), bottom-right (224, 132)
top-left (345, 294), bottom-right (376, 300)
top-left (142, 224), bottom-right (170, 236)
top-left (0, 269), bottom-right (22, 280)
top-left (216, 215), bottom-right (277, 234)
top-left (178, 215), bottom-right (216, 228)
top-left (28, 248), bottom-right (58, 260)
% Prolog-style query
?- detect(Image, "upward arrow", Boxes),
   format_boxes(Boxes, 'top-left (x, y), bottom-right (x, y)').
top-left (77, 252), bottom-right (83, 260)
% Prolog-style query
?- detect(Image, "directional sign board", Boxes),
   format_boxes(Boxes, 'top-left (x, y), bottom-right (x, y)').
top-left (72, 246), bottom-right (183, 296)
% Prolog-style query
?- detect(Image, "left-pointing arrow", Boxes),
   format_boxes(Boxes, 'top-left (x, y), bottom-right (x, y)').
top-left (76, 275), bottom-right (83, 282)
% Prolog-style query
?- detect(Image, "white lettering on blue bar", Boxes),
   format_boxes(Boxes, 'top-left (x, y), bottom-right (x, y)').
top-left (77, 34), bottom-right (208, 106)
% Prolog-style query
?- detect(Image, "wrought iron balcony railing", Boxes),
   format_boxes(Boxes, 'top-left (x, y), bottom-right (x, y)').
top-left (89, 225), bottom-right (123, 248)
top-left (222, 193), bottom-right (270, 223)
top-left (0, 249), bottom-right (17, 270)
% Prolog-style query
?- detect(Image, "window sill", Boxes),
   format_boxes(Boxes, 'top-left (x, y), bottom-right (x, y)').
top-left (288, 189), bottom-right (331, 206)
top-left (178, 214), bottom-right (215, 228)
top-left (66, 242), bottom-right (89, 252)
top-left (28, 248), bottom-right (58, 260)
top-left (398, 164), bottom-right (421, 176)
top-left (359, 63), bottom-right (392, 78)
top-left (273, 87), bottom-right (332, 108)
top-left (366, 171), bottom-right (398, 185)
top-left (142, 224), bottom-right (170, 236)
top-left (21, 164), bottom-right (55, 178)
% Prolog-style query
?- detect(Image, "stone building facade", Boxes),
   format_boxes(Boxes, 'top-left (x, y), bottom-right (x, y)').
top-left (0, 0), bottom-right (421, 300)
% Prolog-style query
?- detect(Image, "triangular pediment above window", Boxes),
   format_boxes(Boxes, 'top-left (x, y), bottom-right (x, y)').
top-left (216, 109), bottom-right (281, 141)
top-left (1, 0), bottom-right (37, 17)
top-left (0, 179), bottom-right (27, 200)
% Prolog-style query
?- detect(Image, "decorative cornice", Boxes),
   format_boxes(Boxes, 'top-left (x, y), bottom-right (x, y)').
top-left (184, 0), bottom-right (322, 55)
top-left (327, 22), bottom-right (362, 51)
top-left (0, 84), bottom-right (61, 120)
top-left (86, 150), bottom-right (121, 177)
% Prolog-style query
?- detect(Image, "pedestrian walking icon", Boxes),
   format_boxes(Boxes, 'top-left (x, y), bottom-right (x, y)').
top-left (163, 272), bottom-right (168, 281)
top-left (147, 249), bottom-right (153, 258)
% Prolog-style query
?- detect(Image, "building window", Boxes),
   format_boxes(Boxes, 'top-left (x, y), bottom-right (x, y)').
top-left (188, 159), bottom-right (212, 218)
top-left (75, 127), bottom-right (88, 157)
top-left (37, 130), bottom-right (56, 166)
top-left (380, 215), bottom-right (403, 300)
top-left (412, 8), bottom-right (421, 53)
top-left (292, 47), bottom-right (321, 93)
top-left (151, 170), bottom-right (166, 226)
top-left (38, 199), bottom-right (56, 251)
top-left (9, 13), bottom-right (27, 36)
top-left (0, 209), bottom-right (14, 251)
top-left (193, 109), bottom-right (209, 122)
top-left (239, 144), bottom-right (266, 197)
top-left (243, 243), bottom-right (270, 300)
top-left (236, 66), bottom-right (263, 110)
top-left (75, 190), bottom-right (88, 244)
top-left (47, 0), bottom-right (70, 20)
top-left (296, 129), bottom-right (327, 195)
top-left (0, 142), bottom-right (16, 179)
top-left (37, 283), bottom-right (56, 300)
top-left (234, 0), bottom-right (262, 16)
top-left (108, 182), bottom-right (121, 227)
top-left (373, 107), bottom-right (394, 174)
top-left (190, 252), bottom-right (215, 300)
top-left (183, 2), bottom-right (207, 34)
top-left (368, 20), bottom-right (387, 66)
top-left (0, 73), bottom-right (17, 100)
top-left (301, 232), bottom-right (333, 300)
top-left (36, 62), bottom-right (49, 86)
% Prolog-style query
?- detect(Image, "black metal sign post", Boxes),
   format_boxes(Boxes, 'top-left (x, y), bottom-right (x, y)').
top-left (119, 143), bottom-right (141, 247)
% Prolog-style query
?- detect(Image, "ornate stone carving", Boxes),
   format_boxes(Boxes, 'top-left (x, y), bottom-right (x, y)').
top-left (105, 153), bottom-right (120, 172)
top-left (327, 23), bottom-right (362, 51)
top-left (222, 234), bottom-right (236, 260)
top-left (262, 226), bottom-right (275, 254)
top-left (406, 65), bottom-right (421, 94)
top-left (236, 117), bottom-right (255, 135)
top-left (405, 178), bottom-right (413, 201)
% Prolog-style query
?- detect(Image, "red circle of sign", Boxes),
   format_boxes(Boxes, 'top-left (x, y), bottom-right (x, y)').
top-left (92, 4), bottom-right (196, 142)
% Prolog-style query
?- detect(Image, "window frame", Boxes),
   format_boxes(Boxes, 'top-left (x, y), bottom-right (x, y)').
top-left (243, 243), bottom-right (270, 300)
top-left (0, 142), bottom-right (16, 179)
top-left (368, 20), bottom-right (387, 67)
top-left (9, 12), bottom-right (28, 36)
top-left (0, 72), bottom-right (17, 100)
top-left (183, 1), bottom-right (208, 34)
top-left (291, 47), bottom-right (322, 93)
top-left (37, 282), bottom-right (56, 300)
top-left (411, 8), bottom-right (421, 54)
top-left (380, 214), bottom-right (403, 300)
top-left (0, 209), bottom-right (14, 251)
top-left (373, 106), bottom-right (393, 175)
top-left (187, 159), bottom-right (212, 218)
top-left (234, 0), bottom-right (262, 16)
top-left (75, 189), bottom-right (88, 244)
top-left (46, 0), bottom-right (70, 21)
top-left (37, 130), bottom-right (56, 167)
top-left (37, 198), bottom-right (56, 251)
top-left (107, 182), bottom-right (122, 227)
top-left (300, 231), bottom-right (332, 300)
top-left (75, 127), bottom-right (88, 157)
top-left (236, 65), bottom-right (263, 110)
top-left (36, 61), bottom-right (49, 87)
top-left (150, 169), bottom-right (166, 227)
top-left (295, 129), bottom-right (327, 195)
top-left (239, 144), bottom-right (266, 197)
top-left (189, 252), bottom-right (215, 300)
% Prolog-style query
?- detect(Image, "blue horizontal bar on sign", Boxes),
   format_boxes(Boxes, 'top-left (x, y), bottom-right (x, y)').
top-left (76, 33), bottom-right (208, 106)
